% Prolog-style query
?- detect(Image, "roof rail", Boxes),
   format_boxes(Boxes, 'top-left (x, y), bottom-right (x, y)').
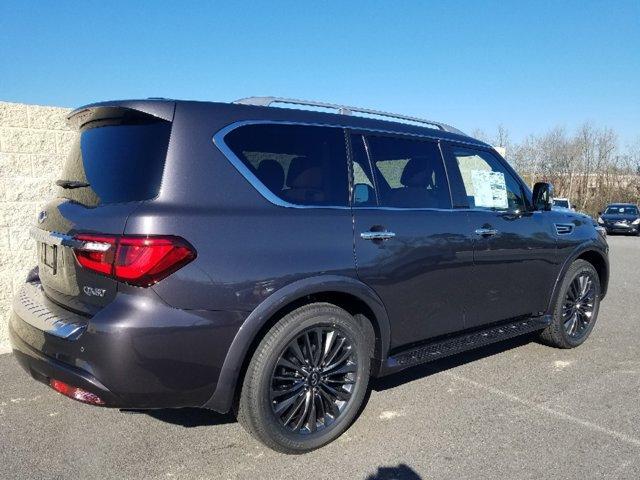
top-left (233, 96), bottom-right (466, 136)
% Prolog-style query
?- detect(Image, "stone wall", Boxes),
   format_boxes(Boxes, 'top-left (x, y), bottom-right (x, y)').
top-left (0, 101), bottom-right (75, 351)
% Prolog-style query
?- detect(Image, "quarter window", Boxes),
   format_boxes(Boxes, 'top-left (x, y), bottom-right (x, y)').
top-left (359, 135), bottom-right (451, 209)
top-left (449, 148), bottom-right (526, 211)
top-left (224, 124), bottom-right (349, 206)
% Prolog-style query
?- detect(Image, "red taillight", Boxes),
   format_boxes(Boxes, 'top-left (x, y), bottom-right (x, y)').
top-left (114, 236), bottom-right (195, 286)
top-left (74, 234), bottom-right (117, 275)
top-left (50, 379), bottom-right (105, 405)
top-left (72, 234), bottom-right (196, 287)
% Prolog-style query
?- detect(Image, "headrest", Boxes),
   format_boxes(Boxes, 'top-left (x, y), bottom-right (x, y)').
top-left (256, 160), bottom-right (285, 192)
top-left (289, 166), bottom-right (323, 189)
top-left (400, 157), bottom-right (433, 188)
top-left (286, 156), bottom-right (322, 188)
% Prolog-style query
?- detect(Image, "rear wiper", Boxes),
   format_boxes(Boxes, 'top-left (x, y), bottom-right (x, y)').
top-left (55, 179), bottom-right (90, 189)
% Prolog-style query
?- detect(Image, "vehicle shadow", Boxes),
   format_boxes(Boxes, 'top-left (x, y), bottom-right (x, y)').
top-left (133, 334), bottom-right (536, 428)
top-left (122, 407), bottom-right (235, 427)
top-left (366, 463), bottom-right (422, 479)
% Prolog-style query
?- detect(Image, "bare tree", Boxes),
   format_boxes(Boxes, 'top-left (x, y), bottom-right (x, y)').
top-left (480, 124), bottom-right (639, 216)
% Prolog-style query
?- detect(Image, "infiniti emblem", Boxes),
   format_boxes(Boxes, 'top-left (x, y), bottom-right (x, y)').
top-left (37, 210), bottom-right (47, 224)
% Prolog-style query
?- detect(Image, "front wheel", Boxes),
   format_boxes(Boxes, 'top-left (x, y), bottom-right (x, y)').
top-left (539, 259), bottom-right (601, 348)
top-left (237, 303), bottom-right (371, 453)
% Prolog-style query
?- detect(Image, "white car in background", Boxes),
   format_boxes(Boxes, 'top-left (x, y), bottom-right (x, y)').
top-left (553, 197), bottom-right (574, 210)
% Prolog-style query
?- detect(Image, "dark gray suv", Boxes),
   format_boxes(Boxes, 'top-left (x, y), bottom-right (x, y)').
top-left (10, 97), bottom-right (609, 453)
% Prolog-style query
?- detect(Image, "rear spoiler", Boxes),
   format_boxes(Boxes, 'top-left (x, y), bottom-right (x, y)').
top-left (67, 100), bottom-right (175, 130)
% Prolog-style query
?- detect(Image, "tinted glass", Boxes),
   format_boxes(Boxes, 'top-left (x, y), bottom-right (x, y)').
top-left (224, 124), bottom-right (349, 206)
top-left (605, 205), bottom-right (639, 215)
top-left (350, 134), bottom-right (377, 206)
top-left (363, 135), bottom-right (451, 208)
top-left (60, 121), bottom-right (171, 206)
top-left (450, 147), bottom-right (526, 211)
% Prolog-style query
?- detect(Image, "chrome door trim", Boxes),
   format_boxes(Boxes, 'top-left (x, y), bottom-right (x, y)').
top-left (360, 231), bottom-right (396, 241)
top-left (474, 228), bottom-right (499, 237)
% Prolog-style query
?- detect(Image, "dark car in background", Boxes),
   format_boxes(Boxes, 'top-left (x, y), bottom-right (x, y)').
top-left (598, 203), bottom-right (640, 235)
top-left (10, 97), bottom-right (609, 453)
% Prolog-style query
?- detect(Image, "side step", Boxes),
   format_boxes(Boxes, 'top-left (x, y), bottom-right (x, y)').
top-left (387, 316), bottom-right (552, 370)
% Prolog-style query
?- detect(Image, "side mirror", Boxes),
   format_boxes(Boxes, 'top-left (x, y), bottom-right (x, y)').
top-left (532, 182), bottom-right (554, 211)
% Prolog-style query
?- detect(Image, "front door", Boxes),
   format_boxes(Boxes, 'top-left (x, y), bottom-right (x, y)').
top-left (442, 144), bottom-right (558, 328)
top-left (350, 133), bottom-right (474, 350)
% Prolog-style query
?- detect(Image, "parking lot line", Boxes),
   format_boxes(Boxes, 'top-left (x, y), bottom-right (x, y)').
top-left (447, 372), bottom-right (640, 448)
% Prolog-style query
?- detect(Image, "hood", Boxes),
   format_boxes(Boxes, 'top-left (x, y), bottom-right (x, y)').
top-left (601, 213), bottom-right (639, 221)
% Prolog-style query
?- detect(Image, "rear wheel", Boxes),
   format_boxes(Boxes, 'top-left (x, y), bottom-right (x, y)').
top-left (237, 303), bottom-right (371, 453)
top-left (540, 259), bottom-right (600, 348)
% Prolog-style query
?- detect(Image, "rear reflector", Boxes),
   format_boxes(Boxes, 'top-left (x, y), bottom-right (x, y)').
top-left (72, 234), bottom-right (196, 287)
top-left (50, 379), bottom-right (105, 405)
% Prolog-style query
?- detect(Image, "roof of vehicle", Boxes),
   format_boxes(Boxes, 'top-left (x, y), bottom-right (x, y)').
top-left (606, 203), bottom-right (638, 207)
top-left (67, 98), bottom-right (490, 148)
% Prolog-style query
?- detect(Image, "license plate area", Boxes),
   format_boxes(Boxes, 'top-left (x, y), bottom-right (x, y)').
top-left (614, 222), bottom-right (628, 228)
top-left (41, 242), bottom-right (58, 275)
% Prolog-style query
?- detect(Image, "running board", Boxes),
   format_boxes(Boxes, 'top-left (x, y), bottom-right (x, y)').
top-left (387, 316), bottom-right (551, 370)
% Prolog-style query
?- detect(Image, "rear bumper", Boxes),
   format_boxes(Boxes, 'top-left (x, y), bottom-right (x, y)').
top-left (9, 318), bottom-right (122, 406)
top-left (9, 279), bottom-right (246, 410)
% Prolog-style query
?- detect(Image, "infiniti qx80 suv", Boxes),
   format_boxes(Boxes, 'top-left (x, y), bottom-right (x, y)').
top-left (10, 97), bottom-right (609, 453)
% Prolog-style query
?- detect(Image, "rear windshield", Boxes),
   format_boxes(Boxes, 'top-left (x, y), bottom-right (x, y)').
top-left (59, 119), bottom-right (171, 206)
top-left (605, 206), bottom-right (638, 215)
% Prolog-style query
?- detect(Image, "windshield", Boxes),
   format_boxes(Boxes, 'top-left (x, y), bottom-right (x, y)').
top-left (554, 199), bottom-right (569, 208)
top-left (605, 206), bottom-right (639, 215)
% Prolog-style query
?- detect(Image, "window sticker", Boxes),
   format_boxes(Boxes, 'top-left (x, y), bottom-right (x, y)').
top-left (470, 170), bottom-right (508, 209)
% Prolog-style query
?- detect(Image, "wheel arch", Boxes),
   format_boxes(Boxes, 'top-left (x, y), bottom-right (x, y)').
top-left (547, 243), bottom-right (609, 314)
top-left (202, 275), bottom-right (390, 413)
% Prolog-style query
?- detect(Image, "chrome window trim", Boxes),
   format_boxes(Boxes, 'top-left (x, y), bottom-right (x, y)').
top-left (212, 120), bottom-right (484, 212)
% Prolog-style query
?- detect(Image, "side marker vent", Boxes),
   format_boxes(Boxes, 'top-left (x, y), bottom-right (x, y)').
top-left (555, 223), bottom-right (575, 235)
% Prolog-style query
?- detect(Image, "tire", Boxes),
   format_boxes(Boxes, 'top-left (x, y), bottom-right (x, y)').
top-left (237, 303), bottom-right (371, 454)
top-left (539, 259), bottom-right (601, 348)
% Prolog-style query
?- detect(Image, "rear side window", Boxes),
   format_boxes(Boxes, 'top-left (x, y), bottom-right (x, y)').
top-left (224, 124), bottom-right (349, 206)
top-left (357, 134), bottom-right (451, 209)
top-left (60, 120), bottom-right (171, 206)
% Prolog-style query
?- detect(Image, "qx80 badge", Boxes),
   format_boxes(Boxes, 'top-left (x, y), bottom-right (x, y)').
top-left (83, 286), bottom-right (106, 297)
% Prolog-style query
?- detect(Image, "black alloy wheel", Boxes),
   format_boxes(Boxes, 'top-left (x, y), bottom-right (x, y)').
top-left (562, 272), bottom-right (597, 339)
top-left (539, 259), bottom-right (601, 349)
top-left (270, 327), bottom-right (358, 434)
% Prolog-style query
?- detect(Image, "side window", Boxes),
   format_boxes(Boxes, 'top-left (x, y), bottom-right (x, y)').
top-left (224, 124), bottom-right (349, 206)
top-left (449, 147), bottom-right (526, 211)
top-left (363, 135), bottom-right (451, 209)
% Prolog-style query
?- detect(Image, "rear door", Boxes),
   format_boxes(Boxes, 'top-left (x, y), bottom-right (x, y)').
top-left (441, 143), bottom-right (558, 328)
top-left (35, 107), bottom-right (173, 315)
top-left (350, 132), bottom-right (473, 349)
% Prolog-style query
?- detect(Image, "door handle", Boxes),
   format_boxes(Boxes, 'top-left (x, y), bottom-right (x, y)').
top-left (361, 230), bottom-right (396, 241)
top-left (474, 228), bottom-right (499, 237)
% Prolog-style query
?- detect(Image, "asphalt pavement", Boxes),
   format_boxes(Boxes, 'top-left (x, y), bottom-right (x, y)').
top-left (1, 235), bottom-right (639, 480)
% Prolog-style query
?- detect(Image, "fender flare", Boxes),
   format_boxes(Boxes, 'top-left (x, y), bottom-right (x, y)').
top-left (546, 241), bottom-right (609, 314)
top-left (203, 275), bottom-right (390, 413)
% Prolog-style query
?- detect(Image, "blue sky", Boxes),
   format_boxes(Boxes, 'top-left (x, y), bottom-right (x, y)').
top-left (1, 1), bottom-right (638, 144)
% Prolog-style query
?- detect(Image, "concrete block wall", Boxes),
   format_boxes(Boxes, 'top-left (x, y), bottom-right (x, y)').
top-left (0, 101), bottom-right (75, 351)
